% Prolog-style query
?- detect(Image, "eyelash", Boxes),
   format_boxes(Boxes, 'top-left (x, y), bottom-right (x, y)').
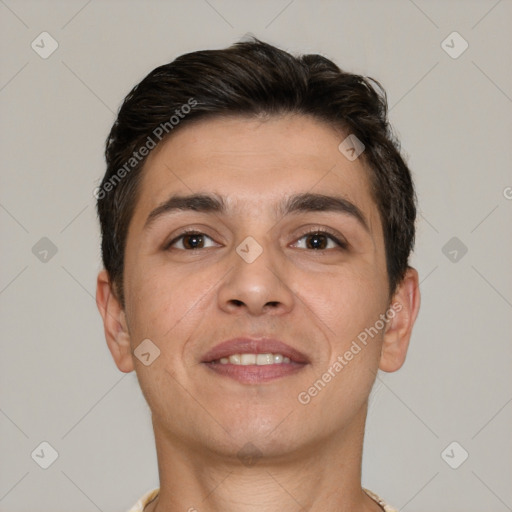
top-left (165, 228), bottom-right (348, 251)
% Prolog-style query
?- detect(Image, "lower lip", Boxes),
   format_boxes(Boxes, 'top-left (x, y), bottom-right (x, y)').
top-left (203, 361), bottom-right (307, 383)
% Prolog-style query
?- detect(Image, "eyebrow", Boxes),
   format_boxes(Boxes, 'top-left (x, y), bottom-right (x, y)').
top-left (144, 192), bottom-right (370, 233)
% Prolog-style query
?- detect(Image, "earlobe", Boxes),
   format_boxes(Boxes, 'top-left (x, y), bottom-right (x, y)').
top-left (96, 269), bottom-right (135, 373)
top-left (379, 267), bottom-right (421, 373)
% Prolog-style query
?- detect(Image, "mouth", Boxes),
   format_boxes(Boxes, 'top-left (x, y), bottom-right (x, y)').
top-left (201, 337), bottom-right (309, 384)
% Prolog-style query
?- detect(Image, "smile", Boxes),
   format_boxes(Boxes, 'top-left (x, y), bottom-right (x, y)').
top-left (211, 353), bottom-right (292, 365)
top-left (204, 353), bottom-right (307, 384)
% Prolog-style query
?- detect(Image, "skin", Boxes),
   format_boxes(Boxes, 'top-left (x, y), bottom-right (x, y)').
top-left (96, 114), bottom-right (420, 512)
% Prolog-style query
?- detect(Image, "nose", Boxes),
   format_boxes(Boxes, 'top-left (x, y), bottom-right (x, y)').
top-left (216, 238), bottom-right (295, 317)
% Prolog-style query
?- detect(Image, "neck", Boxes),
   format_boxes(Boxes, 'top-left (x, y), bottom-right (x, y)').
top-left (146, 402), bottom-right (383, 512)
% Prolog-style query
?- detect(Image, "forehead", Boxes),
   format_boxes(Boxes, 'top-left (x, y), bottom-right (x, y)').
top-left (132, 114), bottom-right (380, 233)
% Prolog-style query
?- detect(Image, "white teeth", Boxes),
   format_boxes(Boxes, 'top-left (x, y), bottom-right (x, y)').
top-left (256, 353), bottom-right (273, 365)
top-left (240, 354), bottom-right (256, 365)
top-left (216, 353), bottom-right (291, 365)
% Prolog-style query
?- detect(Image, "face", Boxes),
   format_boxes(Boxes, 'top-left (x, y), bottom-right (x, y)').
top-left (102, 114), bottom-right (403, 458)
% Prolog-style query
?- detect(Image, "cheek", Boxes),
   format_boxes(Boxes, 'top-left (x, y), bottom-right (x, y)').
top-left (294, 265), bottom-right (386, 342)
top-left (294, 271), bottom-right (387, 406)
top-left (302, 280), bottom-right (384, 408)
top-left (125, 259), bottom-right (215, 343)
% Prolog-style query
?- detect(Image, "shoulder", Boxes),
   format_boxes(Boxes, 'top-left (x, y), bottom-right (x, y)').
top-left (127, 487), bottom-right (395, 512)
top-left (126, 488), bottom-right (160, 512)
top-left (363, 487), bottom-right (399, 512)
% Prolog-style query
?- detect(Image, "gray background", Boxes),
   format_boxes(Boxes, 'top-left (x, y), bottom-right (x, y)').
top-left (1, 0), bottom-right (511, 511)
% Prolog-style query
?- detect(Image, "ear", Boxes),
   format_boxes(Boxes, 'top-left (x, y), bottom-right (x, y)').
top-left (96, 269), bottom-right (134, 373)
top-left (379, 267), bottom-right (421, 372)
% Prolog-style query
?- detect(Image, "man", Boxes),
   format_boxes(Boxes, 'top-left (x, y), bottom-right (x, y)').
top-left (95, 37), bottom-right (420, 512)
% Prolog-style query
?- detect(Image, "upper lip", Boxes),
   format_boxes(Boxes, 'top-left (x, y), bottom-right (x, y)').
top-left (202, 337), bottom-right (310, 364)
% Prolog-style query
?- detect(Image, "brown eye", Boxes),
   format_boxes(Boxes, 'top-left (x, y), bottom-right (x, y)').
top-left (293, 230), bottom-right (347, 250)
top-left (167, 231), bottom-right (217, 250)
